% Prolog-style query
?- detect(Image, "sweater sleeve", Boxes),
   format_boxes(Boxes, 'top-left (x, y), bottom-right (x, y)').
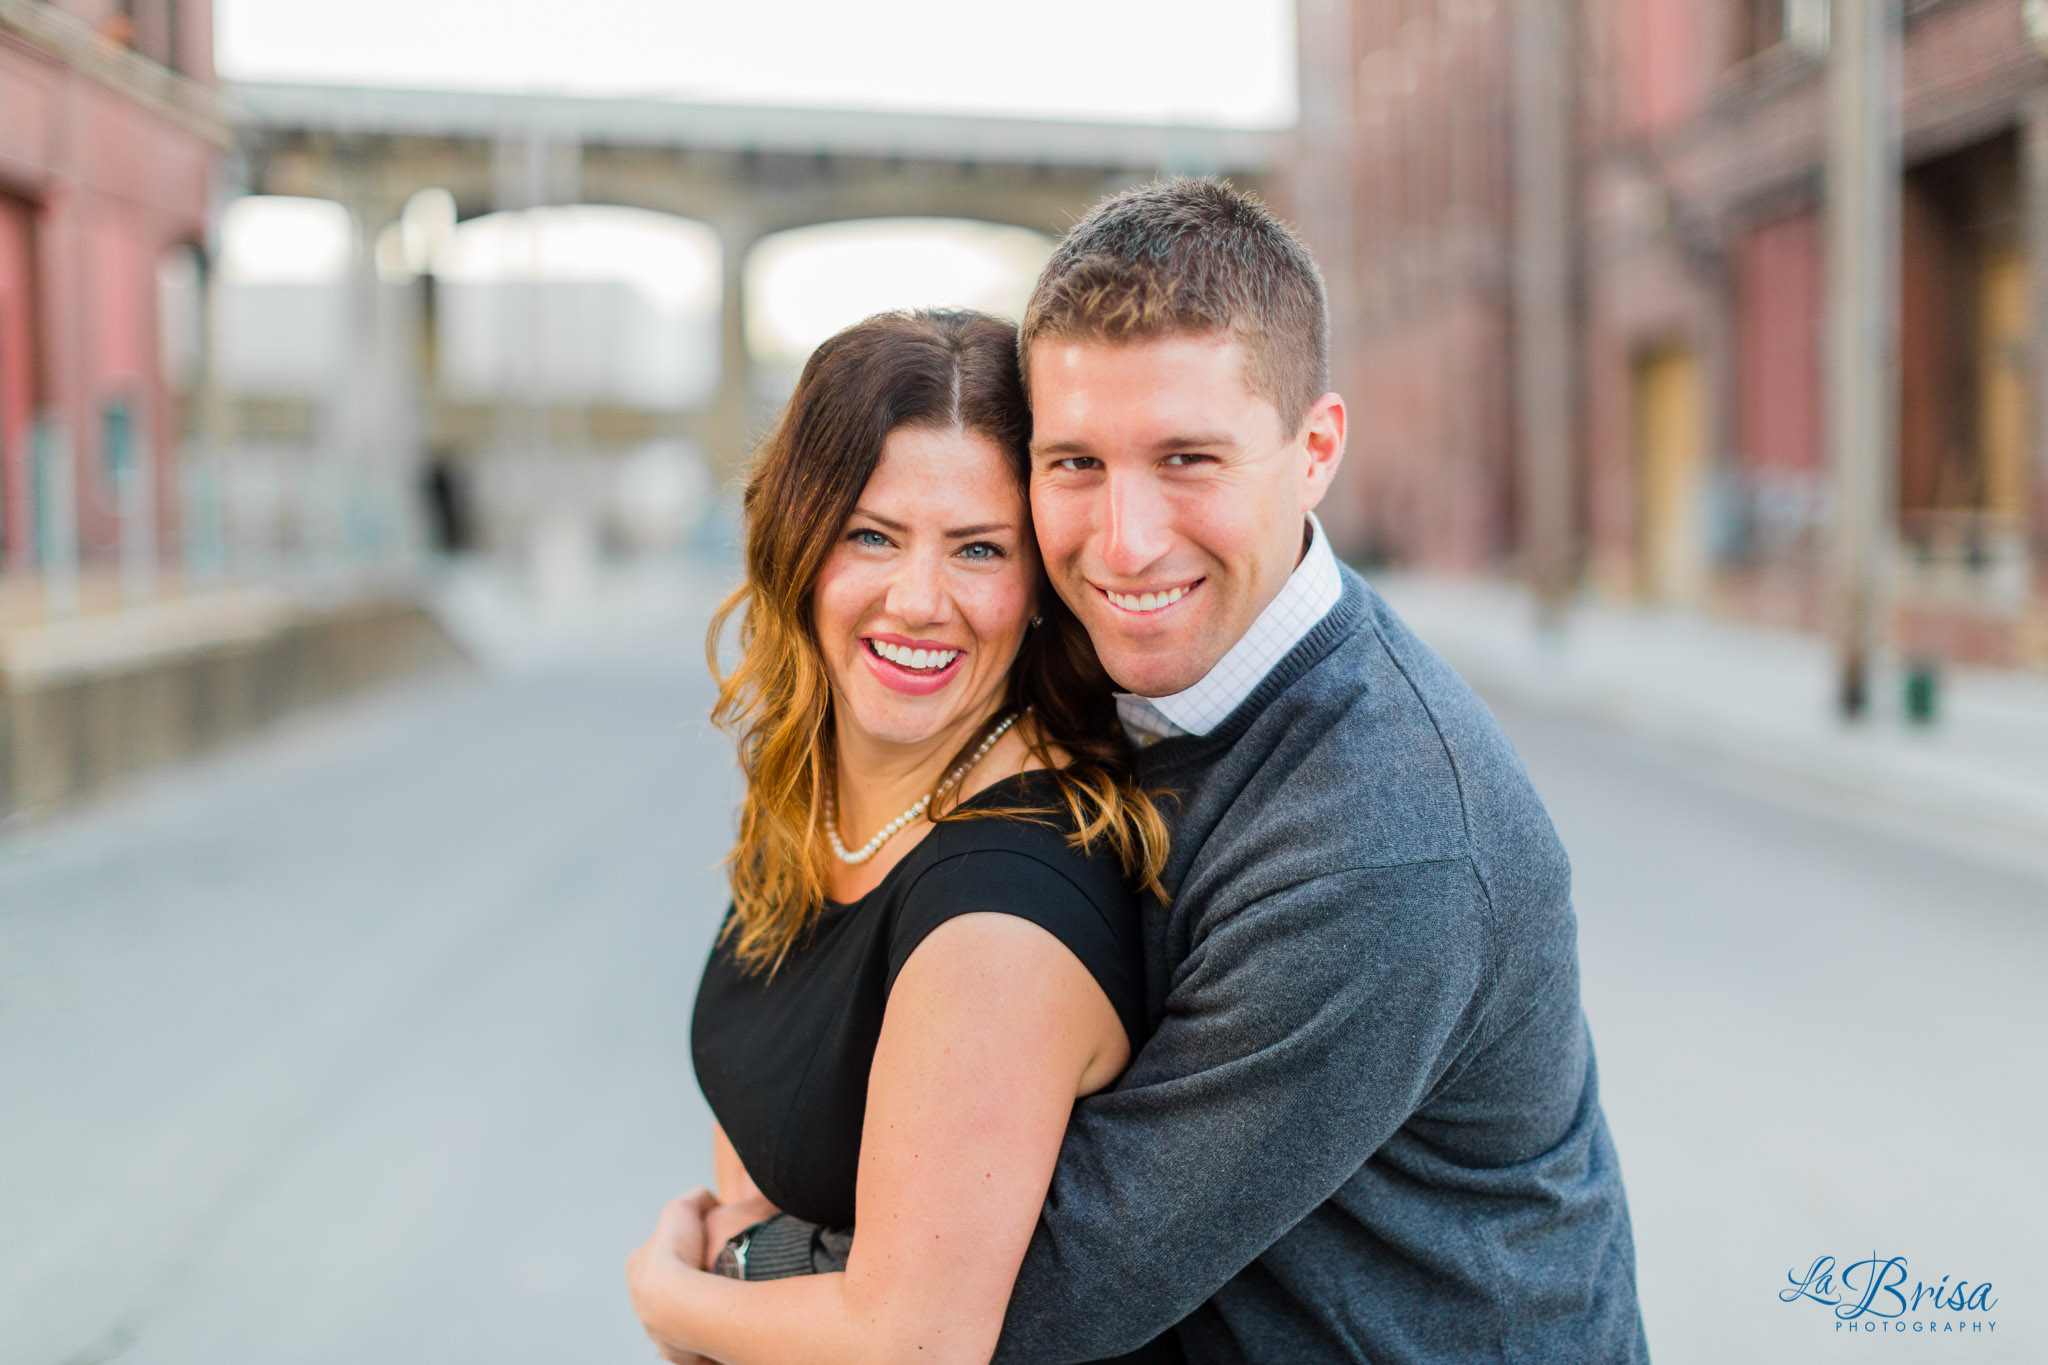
top-left (991, 857), bottom-right (1493, 1363)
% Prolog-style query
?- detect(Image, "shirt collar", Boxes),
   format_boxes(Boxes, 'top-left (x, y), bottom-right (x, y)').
top-left (1115, 513), bottom-right (1343, 743)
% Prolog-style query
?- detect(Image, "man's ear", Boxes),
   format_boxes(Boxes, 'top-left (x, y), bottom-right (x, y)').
top-left (1298, 392), bottom-right (1347, 510)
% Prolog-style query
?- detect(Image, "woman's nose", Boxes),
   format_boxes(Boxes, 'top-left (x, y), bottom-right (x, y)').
top-left (882, 548), bottom-right (948, 625)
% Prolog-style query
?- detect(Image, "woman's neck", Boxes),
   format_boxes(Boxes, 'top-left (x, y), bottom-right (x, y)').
top-left (831, 706), bottom-right (1001, 848)
top-left (823, 705), bottom-right (1041, 904)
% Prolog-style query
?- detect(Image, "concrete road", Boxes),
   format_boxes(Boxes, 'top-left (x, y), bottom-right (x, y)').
top-left (1, 564), bottom-right (2040, 1363)
top-left (0, 568), bottom-right (739, 1365)
top-left (1496, 698), bottom-right (2044, 1363)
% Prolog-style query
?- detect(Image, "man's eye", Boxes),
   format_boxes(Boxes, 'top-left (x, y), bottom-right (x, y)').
top-left (1162, 453), bottom-right (1211, 467)
top-left (1055, 456), bottom-right (1102, 472)
top-left (958, 542), bottom-right (1002, 561)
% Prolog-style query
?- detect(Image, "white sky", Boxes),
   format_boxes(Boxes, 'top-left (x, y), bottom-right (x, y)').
top-left (747, 220), bottom-right (1052, 370)
top-left (216, 0), bottom-right (1298, 128)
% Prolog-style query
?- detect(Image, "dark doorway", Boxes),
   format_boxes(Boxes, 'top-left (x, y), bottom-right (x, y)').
top-left (423, 452), bottom-right (475, 555)
top-left (1898, 131), bottom-right (2028, 551)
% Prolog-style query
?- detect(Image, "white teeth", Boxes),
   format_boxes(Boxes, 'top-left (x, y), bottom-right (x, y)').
top-left (1108, 586), bottom-right (1188, 613)
top-left (870, 640), bottom-right (960, 671)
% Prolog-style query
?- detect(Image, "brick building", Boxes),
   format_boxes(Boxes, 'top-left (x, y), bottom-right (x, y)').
top-left (1288, 0), bottom-right (1521, 573)
top-left (1287, 0), bottom-right (2048, 671)
top-left (0, 0), bottom-right (225, 601)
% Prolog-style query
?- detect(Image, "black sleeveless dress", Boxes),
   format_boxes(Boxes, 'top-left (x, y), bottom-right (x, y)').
top-left (691, 768), bottom-right (1150, 1230)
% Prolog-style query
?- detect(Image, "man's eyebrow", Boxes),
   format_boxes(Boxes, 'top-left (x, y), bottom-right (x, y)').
top-left (1153, 432), bottom-right (1238, 450)
top-left (1031, 432), bottom-right (1239, 458)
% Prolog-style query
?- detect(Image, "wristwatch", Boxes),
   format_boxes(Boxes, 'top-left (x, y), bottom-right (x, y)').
top-left (710, 1218), bottom-right (770, 1279)
top-left (710, 1214), bottom-right (826, 1280)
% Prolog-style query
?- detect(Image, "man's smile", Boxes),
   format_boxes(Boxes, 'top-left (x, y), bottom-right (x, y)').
top-left (1097, 579), bottom-right (1204, 617)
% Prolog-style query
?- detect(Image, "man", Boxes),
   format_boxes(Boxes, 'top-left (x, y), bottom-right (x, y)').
top-left (995, 178), bottom-right (1648, 1363)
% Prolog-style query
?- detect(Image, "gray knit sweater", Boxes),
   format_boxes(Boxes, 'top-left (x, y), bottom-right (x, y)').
top-left (992, 570), bottom-right (1649, 1364)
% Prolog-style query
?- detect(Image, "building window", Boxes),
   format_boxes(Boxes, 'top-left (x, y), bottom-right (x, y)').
top-left (1735, 0), bottom-right (1828, 62)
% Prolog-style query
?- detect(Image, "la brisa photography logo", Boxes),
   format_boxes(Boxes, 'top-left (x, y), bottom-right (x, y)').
top-left (1781, 1253), bottom-right (1999, 1336)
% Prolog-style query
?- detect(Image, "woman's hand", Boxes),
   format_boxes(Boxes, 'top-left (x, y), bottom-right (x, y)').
top-left (701, 1194), bottom-right (781, 1272)
top-left (627, 1190), bottom-right (719, 1363)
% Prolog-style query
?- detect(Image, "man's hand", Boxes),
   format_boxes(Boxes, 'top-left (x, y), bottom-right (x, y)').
top-left (626, 1189), bottom-right (718, 1363)
top-left (702, 1195), bottom-right (781, 1272)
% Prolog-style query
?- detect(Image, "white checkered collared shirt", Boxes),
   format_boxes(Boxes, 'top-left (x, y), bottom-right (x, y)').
top-left (1115, 513), bottom-right (1343, 745)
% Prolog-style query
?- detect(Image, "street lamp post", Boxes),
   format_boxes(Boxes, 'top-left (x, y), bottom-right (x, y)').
top-left (1513, 0), bottom-right (1577, 627)
top-left (1824, 0), bottom-right (1901, 719)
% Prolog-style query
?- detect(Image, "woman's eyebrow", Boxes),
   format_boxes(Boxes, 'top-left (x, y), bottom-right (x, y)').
top-left (851, 508), bottom-right (1013, 538)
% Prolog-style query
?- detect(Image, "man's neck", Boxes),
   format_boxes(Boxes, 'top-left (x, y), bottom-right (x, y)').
top-left (1117, 513), bottom-right (1343, 739)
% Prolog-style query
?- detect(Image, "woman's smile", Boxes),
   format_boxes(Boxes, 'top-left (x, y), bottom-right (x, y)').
top-left (860, 633), bottom-right (967, 695)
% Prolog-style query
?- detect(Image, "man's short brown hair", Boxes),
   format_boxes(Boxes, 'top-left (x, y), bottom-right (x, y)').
top-left (1020, 176), bottom-right (1330, 436)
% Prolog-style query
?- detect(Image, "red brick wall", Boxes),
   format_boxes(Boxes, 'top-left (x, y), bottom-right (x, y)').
top-left (1342, 299), bottom-right (1513, 571)
top-left (0, 193), bottom-right (34, 569)
top-left (1303, 0), bottom-right (1518, 571)
top-left (1736, 210), bottom-right (1823, 474)
top-left (1628, 0), bottom-right (1712, 135)
top-left (0, 32), bottom-right (214, 574)
top-left (1291, 0), bottom-right (2048, 666)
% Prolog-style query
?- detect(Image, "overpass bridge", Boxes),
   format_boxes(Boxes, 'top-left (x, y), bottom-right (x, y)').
top-left (226, 81), bottom-right (1282, 484)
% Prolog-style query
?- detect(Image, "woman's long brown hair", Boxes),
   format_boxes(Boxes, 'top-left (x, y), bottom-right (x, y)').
top-left (708, 309), bottom-right (1169, 975)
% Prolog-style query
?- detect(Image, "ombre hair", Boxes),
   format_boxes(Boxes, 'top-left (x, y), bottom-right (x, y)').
top-left (708, 309), bottom-right (1169, 975)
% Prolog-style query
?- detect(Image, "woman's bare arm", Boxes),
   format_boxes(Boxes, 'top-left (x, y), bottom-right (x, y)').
top-left (629, 911), bottom-right (1128, 1365)
top-left (711, 1122), bottom-right (763, 1206)
top-left (703, 1123), bottom-right (778, 1270)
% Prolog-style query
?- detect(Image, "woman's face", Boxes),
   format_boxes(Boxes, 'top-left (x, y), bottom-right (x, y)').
top-left (813, 424), bottom-right (1037, 753)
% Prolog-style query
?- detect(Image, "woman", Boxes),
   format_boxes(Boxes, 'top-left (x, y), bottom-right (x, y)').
top-left (626, 310), bottom-right (1171, 1364)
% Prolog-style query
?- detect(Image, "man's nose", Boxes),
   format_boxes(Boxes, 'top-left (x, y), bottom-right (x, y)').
top-left (1100, 471), bottom-right (1174, 578)
top-left (883, 547), bottom-right (949, 625)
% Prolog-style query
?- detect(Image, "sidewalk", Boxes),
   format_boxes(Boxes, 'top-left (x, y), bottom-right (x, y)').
top-left (1373, 573), bottom-right (2048, 876)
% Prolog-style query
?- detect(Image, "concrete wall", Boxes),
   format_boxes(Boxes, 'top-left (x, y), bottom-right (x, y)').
top-left (0, 595), bottom-right (468, 816)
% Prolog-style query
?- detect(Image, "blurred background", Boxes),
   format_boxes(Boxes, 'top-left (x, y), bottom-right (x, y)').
top-left (1, 1), bottom-right (2043, 1362)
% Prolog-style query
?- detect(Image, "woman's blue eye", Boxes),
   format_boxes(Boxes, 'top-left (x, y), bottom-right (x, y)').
top-left (959, 542), bottom-right (1001, 561)
top-left (852, 528), bottom-right (889, 547)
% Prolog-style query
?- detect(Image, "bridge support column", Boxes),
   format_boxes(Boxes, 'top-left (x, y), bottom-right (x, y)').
top-left (709, 219), bottom-right (761, 490)
top-left (338, 188), bottom-right (418, 574)
top-left (488, 128), bottom-right (587, 576)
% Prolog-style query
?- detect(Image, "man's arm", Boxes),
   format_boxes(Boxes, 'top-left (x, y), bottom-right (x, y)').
top-left (993, 857), bottom-right (1493, 1363)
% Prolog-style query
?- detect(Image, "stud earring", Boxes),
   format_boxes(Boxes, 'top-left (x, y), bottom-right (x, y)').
top-left (1030, 614), bottom-right (1044, 628)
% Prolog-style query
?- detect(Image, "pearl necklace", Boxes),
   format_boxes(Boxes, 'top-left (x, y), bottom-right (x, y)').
top-left (824, 710), bottom-right (1022, 865)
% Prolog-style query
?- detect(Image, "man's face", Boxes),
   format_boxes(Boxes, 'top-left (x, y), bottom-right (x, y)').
top-left (1027, 332), bottom-right (1345, 698)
